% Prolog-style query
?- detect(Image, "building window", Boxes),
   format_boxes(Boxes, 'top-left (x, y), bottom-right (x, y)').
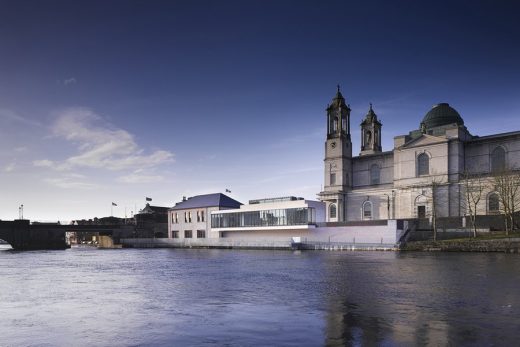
top-left (184, 212), bottom-right (188, 223)
top-left (362, 201), bottom-right (372, 220)
top-left (201, 210), bottom-right (205, 222)
top-left (488, 193), bottom-right (500, 213)
top-left (184, 230), bottom-right (192, 238)
top-left (365, 130), bottom-right (372, 147)
top-left (197, 230), bottom-right (206, 238)
top-left (329, 204), bottom-right (337, 219)
top-left (211, 207), bottom-right (314, 228)
top-left (172, 230), bottom-right (179, 238)
top-left (333, 117), bottom-right (338, 132)
top-left (330, 173), bottom-right (336, 185)
top-left (174, 213), bottom-right (178, 224)
top-left (370, 164), bottom-right (380, 185)
top-left (188, 212), bottom-right (192, 223)
top-left (417, 153), bottom-right (429, 176)
top-left (197, 211), bottom-right (200, 222)
top-left (417, 205), bottom-right (426, 219)
top-left (491, 146), bottom-right (506, 173)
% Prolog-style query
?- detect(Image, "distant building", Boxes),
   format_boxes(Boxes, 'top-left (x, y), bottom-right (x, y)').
top-left (318, 87), bottom-right (520, 223)
top-left (169, 193), bottom-right (242, 239)
top-left (210, 196), bottom-right (325, 241)
top-left (135, 203), bottom-right (169, 238)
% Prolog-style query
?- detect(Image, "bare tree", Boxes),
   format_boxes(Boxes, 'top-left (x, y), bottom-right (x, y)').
top-left (428, 174), bottom-right (447, 241)
top-left (494, 169), bottom-right (520, 235)
top-left (461, 171), bottom-right (487, 238)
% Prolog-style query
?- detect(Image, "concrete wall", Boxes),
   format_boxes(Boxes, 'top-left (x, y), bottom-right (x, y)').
top-left (220, 220), bottom-right (400, 245)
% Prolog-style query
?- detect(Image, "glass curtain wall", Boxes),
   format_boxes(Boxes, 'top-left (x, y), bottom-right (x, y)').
top-left (211, 208), bottom-right (314, 228)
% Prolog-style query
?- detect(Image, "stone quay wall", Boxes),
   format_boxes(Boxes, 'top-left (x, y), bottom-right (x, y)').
top-left (403, 238), bottom-right (520, 253)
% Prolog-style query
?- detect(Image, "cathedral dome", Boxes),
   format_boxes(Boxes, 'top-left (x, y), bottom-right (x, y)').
top-left (421, 103), bottom-right (464, 129)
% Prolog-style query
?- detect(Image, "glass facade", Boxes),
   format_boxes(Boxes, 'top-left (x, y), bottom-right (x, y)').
top-left (211, 207), bottom-right (315, 229)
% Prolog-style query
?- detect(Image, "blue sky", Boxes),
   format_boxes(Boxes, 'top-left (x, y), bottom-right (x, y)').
top-left (1, 0), bottom-right (519, 221)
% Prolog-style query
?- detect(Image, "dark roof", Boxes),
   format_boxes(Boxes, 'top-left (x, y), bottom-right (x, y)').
top-left (360, 103), bottom-right (382, 126)
top-left (327, 85), bottom-right (349, 110)
top-left (421, 103), bottom-right (464, 129)
top-left (138, 203), bottom-right (169, 214)
top-left (170, 193), bottom-right (242, 211)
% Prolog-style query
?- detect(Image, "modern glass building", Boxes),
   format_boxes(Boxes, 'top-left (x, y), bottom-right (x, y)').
top-left (211, 207), bottom-right (316, 229)
top-left (210, 197), bottom-right (325, 239)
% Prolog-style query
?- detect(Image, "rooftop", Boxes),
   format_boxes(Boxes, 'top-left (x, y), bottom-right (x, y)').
top-left (421, 103), bottom-right (464, 130)
top-left (249, 196), bottom-right (304, 205)
top-left (170, 193), bottom-right (242, 211)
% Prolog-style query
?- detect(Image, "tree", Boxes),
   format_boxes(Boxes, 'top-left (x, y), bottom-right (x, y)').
top-left (426, 173), bottom-right (447, 241)
top-left (494, 169), bottom-right (520, 235)
top-left (461, 171), bottom-right (487, 238)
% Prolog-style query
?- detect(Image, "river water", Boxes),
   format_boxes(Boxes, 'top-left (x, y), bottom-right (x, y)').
top-left (1, 245), bottom-right (519, 346)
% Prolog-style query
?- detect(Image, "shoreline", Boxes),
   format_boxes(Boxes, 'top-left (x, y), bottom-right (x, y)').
top-left (401, 238), bottom-right (520, 253)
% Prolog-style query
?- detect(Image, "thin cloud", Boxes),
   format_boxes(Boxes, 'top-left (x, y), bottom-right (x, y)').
top-left (4, 163), bottom-right (15, 172)
top-left (0, 109), bottom-right (43, 127)
top-left (270, 128), bottom-right (324, 148)
top-left (43, 107), bottom-right (174, 172)
top-left (33, 159), bottom-right (55, 167)
top-left (63, 77), bottom-right (77, 86)
top-left (118, 172), bottom-right (165, 184)
top-left (44, 177), bottom-right (99, 190)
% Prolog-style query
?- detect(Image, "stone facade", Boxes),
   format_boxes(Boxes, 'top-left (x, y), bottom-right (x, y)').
top-left (319, 89), bottom-right (520, 222)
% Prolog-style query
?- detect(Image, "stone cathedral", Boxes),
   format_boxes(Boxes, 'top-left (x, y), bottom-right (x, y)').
top-left (318, 87), bottom-right (520, 222)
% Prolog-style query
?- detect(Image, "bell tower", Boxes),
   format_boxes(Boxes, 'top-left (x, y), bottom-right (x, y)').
top-left (360, 103), bottom-right (382, 156)
top-left (318, 85), bottom-right (352, 222)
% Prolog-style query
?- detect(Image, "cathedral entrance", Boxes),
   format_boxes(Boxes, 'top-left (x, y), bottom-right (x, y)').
top-left (417, 206), bottom-right (426, 219)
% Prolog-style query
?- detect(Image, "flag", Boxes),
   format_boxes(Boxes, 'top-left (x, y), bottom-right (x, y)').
top-left (225, 189), bottom-right (231, 193)
top-left (112, 202), bottom-right (117, 206)
top-left (146, 197), bottom-right (152, 201)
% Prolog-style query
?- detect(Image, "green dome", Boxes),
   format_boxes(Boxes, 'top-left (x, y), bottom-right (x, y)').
top-left (421, 103), bottom-right (464, 129)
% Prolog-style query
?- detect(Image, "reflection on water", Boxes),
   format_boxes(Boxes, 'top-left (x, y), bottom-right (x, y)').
top-left (0, 245), bottom-right (519, 346)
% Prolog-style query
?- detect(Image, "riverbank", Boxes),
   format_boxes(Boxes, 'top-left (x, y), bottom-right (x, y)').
top-left (120, 238), bottom-right (398, 251)
top-left (120, 237), bottom-right (520, 253)
top-left (402, 237), bottom-right (520, 253)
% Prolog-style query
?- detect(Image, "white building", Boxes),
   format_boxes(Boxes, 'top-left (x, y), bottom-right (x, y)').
top-left (169, 193), bottom-right (242, 239)
top-left (210, 196), bottom-right (325, 241)
top-left (318, 87), bottom-right (520, 223)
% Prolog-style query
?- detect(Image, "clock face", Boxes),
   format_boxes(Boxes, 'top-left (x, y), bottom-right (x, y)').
top-left (331, 142), bottom-right (336, 148)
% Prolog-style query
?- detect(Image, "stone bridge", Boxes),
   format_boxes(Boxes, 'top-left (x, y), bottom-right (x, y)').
top-left (0, 220), bottom-right (134, 250)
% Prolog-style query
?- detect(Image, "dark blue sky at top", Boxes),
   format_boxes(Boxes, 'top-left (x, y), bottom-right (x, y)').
top-left (1, 0), bottom-right (520, 218)
top-left (2, 1), bottom-right (520, 140)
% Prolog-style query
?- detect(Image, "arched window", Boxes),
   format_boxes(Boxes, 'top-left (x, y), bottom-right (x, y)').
top-left (362, 201), bottom-right (372, 220)
top-left (417, 153), bottom-right (429, 176)
top-left (365, 130), bottom-right (372, 146)
top-left (329, 204), bottom-right (337, 219)
top-left (333, 117), bottom-right (338, 132)
top-left (370, 164), bottom-right (380, 185)
top-left (488, 192), bottom-right (500, 213)
top-left (491, 146), bottom-right (506, 173)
